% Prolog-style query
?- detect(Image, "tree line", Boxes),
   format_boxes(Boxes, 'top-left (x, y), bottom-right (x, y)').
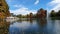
top-left (16, 8), bottom-right (60, 18)
top-left (16, 8), bottom-right (47, 18)
top-left (50, 10), bottom-right (60, 17)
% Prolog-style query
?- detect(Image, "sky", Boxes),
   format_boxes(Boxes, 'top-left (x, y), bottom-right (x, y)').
top-left (6, 0), bottom-right (60, 15)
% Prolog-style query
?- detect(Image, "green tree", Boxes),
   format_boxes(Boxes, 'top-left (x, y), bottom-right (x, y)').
top-left (50, 10), bottom-right (56, 17)
top-left (57, 10), bottom-right (60, 17)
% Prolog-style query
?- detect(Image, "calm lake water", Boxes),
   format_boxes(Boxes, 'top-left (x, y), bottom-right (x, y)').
top-left (0, 18), bottom-right (60, 34)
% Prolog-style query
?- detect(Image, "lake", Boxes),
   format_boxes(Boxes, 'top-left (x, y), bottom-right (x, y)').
top-left (0, 18), bottom-right (60, 34)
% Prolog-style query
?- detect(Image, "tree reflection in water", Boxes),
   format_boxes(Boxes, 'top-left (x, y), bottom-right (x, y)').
top-left (0, 19), bottom-right (10, 34)
top-left (36, 18), bottom-right (47, 34)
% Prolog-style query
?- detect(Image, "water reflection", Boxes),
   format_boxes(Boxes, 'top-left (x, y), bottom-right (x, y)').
top-left (9, 18), bottom-right (37, 34)
top-left (50, 17), bottom-right (60, 20)
top-left (9, 18), bottom-right (47, 34)
top-left (0, 18), bottom-right (60, 34)
top-left (0, 20), bottom-right (10, 34)
top-left (36, 18), bottom-right (47, 34)
top-left (47, 18), bottom-right (60, 34)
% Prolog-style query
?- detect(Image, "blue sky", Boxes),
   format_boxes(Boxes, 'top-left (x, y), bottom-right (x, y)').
top-left (6, 0), bottom-right (60, 15)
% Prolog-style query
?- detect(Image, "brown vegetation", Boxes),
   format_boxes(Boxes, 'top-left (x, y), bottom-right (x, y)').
top-left (0, 0), bottom-right (10, 19)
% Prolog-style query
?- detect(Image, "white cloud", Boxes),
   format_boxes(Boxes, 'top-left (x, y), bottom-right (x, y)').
top-left (13, 4), bottom-right (24, 8)
top-left (6, 0), bottom-right (37, 15)
top-left (10, 7), bottom-right (37, 15)
top-left (34, 0), bottom-right (39, 5)
top-left (48, 0), bottom-right (60, 12)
